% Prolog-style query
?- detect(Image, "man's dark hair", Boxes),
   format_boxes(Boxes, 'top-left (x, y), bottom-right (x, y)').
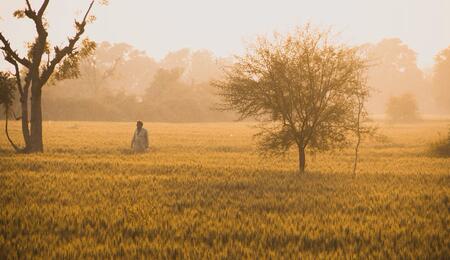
top-left (137, 121), bottom-right (143, 127)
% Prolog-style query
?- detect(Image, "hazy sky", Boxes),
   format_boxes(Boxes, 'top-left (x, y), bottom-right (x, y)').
top-left (1, 0), bottom-right (449, 69)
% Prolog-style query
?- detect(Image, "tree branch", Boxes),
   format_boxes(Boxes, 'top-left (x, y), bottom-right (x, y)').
top-left (25, 0), bottom-right (32, 11)
top-left (3, 53), bottom-right (24, 97)
top-left (40, 0), bottom-right (94, 86)
top-left (0, 33), bottom-right (31, 68)
top-left (38, 0), bottom-right (50, 17)
top-left (23, 0), bottom-right (49, 77)
top-left (82, 0), bottom-right (95, 22)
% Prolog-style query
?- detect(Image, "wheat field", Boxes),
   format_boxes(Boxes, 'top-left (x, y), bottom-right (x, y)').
top-left (0, 121), bottom-right (449, 258)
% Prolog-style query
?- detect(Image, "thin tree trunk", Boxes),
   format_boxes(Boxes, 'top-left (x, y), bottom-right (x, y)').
top-left (298, 144), bottom-right (306, 174)
top-left (4, 108), bottom-right (21, 152)
top-left (352, 129), bottom-right (361, 177)
top-left (30, 88), bottom-right (43, 152)
top-left (353, 101), bottom-right (363, 177)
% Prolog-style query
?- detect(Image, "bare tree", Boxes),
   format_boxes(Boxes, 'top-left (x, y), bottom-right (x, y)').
top-left (214, 25), bottom-right (371, 173)
top-left (0, 0), bottom-right (106, 153)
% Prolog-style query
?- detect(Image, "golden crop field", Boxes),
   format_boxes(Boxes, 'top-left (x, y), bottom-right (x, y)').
top-left (0, 121), bottom-right (449, 258)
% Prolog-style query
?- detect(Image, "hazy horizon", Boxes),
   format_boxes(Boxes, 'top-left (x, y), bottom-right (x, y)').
top-left (0, 2), bottom-right (449, 258)
top-left (1, 0), bottom-right (449, 70)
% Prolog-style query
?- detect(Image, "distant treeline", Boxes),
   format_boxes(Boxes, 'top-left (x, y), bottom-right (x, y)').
top-left (41, 81), bottom-right (236, 122)
top-left (39, 43), bottom-right (237, 122)
top-left (4, 39), bottom-right (450, 122)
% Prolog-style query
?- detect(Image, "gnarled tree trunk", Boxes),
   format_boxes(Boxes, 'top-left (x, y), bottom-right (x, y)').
top-left (20, 93), bottom-right (31, 151)
top-left (0, 0), bottom-right (96, 154)
top-left (29, 87), bottom-right (43, 152)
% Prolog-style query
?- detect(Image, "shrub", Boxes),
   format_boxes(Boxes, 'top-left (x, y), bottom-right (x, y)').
top-left (429, 128), bottom-right (450, 157)
top-left (386, 93), bottom-right (420, 123)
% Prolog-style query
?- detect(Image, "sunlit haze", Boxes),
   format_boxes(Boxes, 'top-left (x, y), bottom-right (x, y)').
top-left (1, 0), bottom-right (449, 69)
top-left (1, 1), bottom-right (449, 258)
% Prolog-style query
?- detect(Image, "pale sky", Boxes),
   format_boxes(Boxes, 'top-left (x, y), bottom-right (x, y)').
top-left (1, 0), bottom-right (449, 69)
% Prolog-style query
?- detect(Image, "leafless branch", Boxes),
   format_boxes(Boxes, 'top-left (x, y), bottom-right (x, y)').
top-left (38, 0), bottom-right (50, 17)
top-left (0, 33), bottom-right (31, 68)
top-left (3, 53), bottom-right (24, 96)
top-left (25, 0), bottom-right (32, 11)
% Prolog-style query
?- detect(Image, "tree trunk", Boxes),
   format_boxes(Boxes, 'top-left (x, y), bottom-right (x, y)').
top-left (20, 93), bottom-right (31, 151)
top-left (352, 125), bottom-right (361, 177)
top-left (298, 145), bottom-right (306, 174)
top-left (353, 99), bottom-right (363, 177)
top-left (29, 88), bottom-right (43, 152)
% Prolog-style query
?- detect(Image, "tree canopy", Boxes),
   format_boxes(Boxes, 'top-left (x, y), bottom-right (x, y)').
top-left (364, 38), bottom-right (426, 113)
top-left (432, 46), bottom-right (450, 113)
top-left (214, 25), bottom-right (370, 173)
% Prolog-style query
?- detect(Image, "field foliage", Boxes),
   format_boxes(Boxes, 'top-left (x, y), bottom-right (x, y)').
top-left (0, 121), bottom-right (449, 258)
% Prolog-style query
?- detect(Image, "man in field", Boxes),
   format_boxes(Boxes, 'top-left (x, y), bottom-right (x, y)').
top-left (131, 121), bottom-right (149, 153)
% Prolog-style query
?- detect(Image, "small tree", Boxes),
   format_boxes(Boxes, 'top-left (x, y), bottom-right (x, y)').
top-left (385, 93), bottom-right (419, 123)
top-left (0, 0), bottom-right (106, 153)
top-left (0, 72), bottom-right (20, 151)
top-left (214, 25), bottom-right (370, 173)
top-left (352, 87), bottom-right (373, 177)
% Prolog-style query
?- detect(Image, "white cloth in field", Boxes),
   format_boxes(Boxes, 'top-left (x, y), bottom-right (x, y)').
top-left (131, 128), bottom-right (149, 152)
